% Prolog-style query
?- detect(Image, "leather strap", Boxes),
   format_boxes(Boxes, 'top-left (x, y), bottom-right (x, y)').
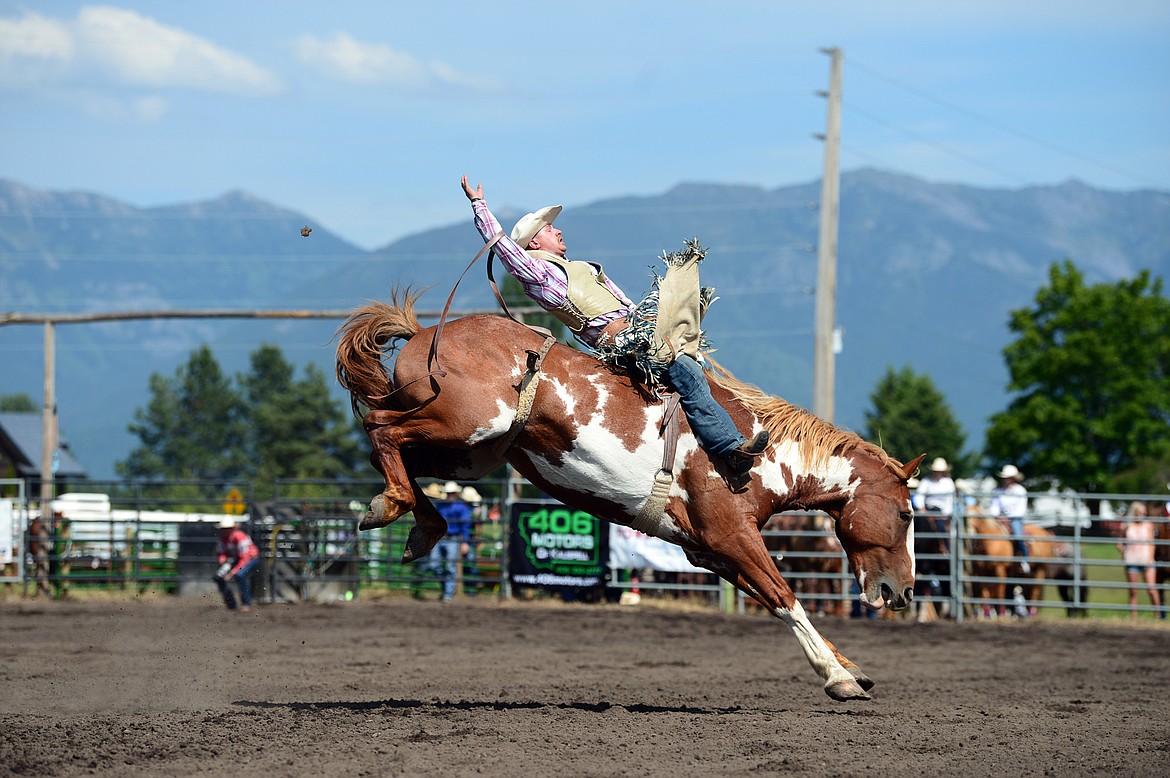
top-left (491, 335), bottom-right (557, 458)
top-left (629, 392), bottom-right (682, 536)
top-left (429, 230), bottom-right (507, 372)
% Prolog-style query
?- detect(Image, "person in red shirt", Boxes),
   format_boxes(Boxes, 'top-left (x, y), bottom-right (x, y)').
top-left (214, 518), bottom-right (260, 612)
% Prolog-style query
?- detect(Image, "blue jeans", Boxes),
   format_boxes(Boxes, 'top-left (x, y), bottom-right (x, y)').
top-left (665, 354), bottom-right (746, 457)
top-left (1009, 518), bottom-right (1029, 560)
top-left (216, 557), bottom-right (259, 610)
top-left (428, 539), bottom-right (465, 601)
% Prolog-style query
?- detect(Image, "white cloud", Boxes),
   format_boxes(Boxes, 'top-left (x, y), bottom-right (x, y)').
top-left (0, 10), bottom-right (72, 60)
top-left (295, 31), bottom-right (500, 92)
top-left (0, 5), bottom-right (281, 96)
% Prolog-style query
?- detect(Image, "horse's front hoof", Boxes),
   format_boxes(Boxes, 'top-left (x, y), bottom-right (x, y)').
top-left (825, 677), bottom-right (872, 701)
top-left (358, 494), bottom-right (390, 531)
top-left (849, 667), bottom-right (875, 691)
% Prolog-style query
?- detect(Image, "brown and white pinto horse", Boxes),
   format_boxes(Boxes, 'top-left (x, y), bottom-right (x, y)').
top-left (336, 290), bottom-right (921, 701)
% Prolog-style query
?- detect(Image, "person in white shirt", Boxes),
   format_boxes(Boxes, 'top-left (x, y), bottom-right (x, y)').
top-left (914, 457), bottom-right (956, 607)
top-left (990, 464), bottom-right (1030, 574)
top-left (916, 457), bottom-right (956, 515)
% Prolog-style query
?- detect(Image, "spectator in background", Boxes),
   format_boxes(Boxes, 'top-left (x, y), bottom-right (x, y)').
top-left (214, 518), bottom-right (259, 612)
top-left (914, 457), bottom-right (956, 609)
top-left (917, 457), bottom-right (956, 517)
top-left (1118, 501), bottom-right (1161, 618)
top-left (991, 464), bottom-right (1031, 574)
top-left (459, 485), bottom-right (484, 592)
top-left (432, 482), bottom-right (474, 602)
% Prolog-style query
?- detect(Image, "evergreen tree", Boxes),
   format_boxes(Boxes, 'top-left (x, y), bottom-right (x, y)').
top-left (0, 393), bottom-right (38, 412)
top-left (862, 365), bottom-right (973, 476)
top-left (984, 261), bottom-right (1170, 491)
top-left (241, 345), bottom-right (366, 490)
top-left (118, 344), bottom-right (367, 492)
top-left (117, 345), bottom-right (247, 481)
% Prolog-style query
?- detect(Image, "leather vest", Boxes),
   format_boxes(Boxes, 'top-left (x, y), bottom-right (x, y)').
top-left (528, 251), bottom-right (625, 333)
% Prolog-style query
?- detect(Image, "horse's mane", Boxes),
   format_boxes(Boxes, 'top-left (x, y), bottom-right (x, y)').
top-left (705, 355), bottom-right (903, 475)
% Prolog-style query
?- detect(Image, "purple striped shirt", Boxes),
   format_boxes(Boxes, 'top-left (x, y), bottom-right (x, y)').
top-left (472, 199), bottom-right (633, 346)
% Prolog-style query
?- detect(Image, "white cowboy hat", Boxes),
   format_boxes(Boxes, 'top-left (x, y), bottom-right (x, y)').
top-left (996, 464), bottom-right (1022, 480)
top-left (443, 481), bottom-right (461, 494)
top-left (422, 482), bottom-right (444, 499)
top-left (217, 517), bottom-right (236, 529)
top-left (930, 457), bottom-right (949, 472)
top-left (460, 485), bottom-right (482, 504)
top-left (511, 205), bottom-right (562, 248)
top-left (907, 476), bottom-right (920, 489)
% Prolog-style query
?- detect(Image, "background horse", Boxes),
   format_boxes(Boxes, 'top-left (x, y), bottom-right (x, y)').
top-left (1018, 524), bottom-right (1061, 615)
top-left (965, 513), bottom-right (1060, 618)
top-left (336, 290), bottom-right (921, 701)
top-left (763, 513), bottom-right (847, 617)
top-left (964, 512), bottom-right (1014, 617)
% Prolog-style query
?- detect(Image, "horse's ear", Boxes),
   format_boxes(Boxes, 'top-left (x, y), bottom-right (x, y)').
top-left (901, 453), bottom-right (927, 481)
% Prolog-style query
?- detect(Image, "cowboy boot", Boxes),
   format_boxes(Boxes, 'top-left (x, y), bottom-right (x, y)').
top-left (725, 430), bottom-right (770, 476)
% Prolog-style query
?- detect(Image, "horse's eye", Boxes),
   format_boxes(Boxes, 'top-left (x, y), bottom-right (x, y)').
top-left (898, 511), bottom-right (913, 524)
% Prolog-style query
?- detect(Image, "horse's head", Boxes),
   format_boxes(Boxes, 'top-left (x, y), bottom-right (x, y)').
top-left (832, 451), bottom-right (924, 612)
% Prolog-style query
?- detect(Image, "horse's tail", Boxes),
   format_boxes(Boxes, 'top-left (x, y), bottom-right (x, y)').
top-left (335, 286), bottom-right (425, 415)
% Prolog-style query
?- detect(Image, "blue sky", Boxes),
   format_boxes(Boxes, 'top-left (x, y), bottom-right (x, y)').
top-left (2, 1), bottom-right (1168, 250)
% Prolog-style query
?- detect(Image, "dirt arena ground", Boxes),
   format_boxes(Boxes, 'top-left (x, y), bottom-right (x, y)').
top-left (1, 595), bottom-right (1167, 777)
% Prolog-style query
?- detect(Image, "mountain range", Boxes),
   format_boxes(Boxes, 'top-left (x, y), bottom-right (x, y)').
top-left (2, 171), bottom-right (1167, 479)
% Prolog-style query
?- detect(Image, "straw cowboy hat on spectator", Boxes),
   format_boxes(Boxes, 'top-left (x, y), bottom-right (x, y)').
top-left (460, 486), bottom-right (482, 504)
top-left (422, 482), bottom-right (444, 499)
top-left (996, 464), bottom-right (1022, 480)
top-left (930, 457), bottom-right (949, 472)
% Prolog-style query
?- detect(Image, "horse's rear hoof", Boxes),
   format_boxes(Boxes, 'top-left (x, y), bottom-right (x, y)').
top-left (401, 525), bottom-right (433, 563)
top-left (825, 677), bottom-right (872, 701)
top-left (358, 494), bottom-right (390, 531)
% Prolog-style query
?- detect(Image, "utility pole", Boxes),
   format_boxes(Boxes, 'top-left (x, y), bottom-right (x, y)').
top-left (40, 321), bottom-right (56, 507)
top-left (813, 46), bottom-right (842, 423)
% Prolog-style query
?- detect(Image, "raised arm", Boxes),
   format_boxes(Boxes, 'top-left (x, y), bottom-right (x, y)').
top-left (460, 174), bottom-right (483, 203)
top-left (459, 175), bottom-right (570, 304)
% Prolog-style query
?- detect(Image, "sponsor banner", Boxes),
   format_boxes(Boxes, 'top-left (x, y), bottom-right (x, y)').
top-left (509, 502), bottom-right (607, 590)
top-left (608, 525), bottom-right (708, 573)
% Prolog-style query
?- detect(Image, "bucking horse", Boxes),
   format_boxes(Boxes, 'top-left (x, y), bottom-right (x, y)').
top-left (336, 288), bottom-right (922, 700)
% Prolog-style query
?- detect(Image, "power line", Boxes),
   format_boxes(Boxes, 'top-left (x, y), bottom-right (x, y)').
top-left (845, 55), bottom-right (1164, 189)
top-left (844, 103), bottom-right (1030, 185)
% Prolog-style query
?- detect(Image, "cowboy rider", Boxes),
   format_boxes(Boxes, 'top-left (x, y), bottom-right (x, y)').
top-left (460, 175), bottom-right (768, 476)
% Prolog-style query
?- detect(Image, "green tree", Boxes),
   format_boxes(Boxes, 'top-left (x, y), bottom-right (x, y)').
top-left (984, 261), bottom-right (1170, 492)
top-left (117, 345), bottom-right (247, 481)
top-left (118, 344), bottom-right (368, 493)
top-left (240, 344), bottom-right (366, 491)
top-left (0, 393), bottom-right (37, 412)
top-left (862, 365), bottom-right (973, 476)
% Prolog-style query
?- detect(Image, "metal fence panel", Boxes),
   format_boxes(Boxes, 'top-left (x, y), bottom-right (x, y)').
top-left (8, 479), bottom-right (1168, 621)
